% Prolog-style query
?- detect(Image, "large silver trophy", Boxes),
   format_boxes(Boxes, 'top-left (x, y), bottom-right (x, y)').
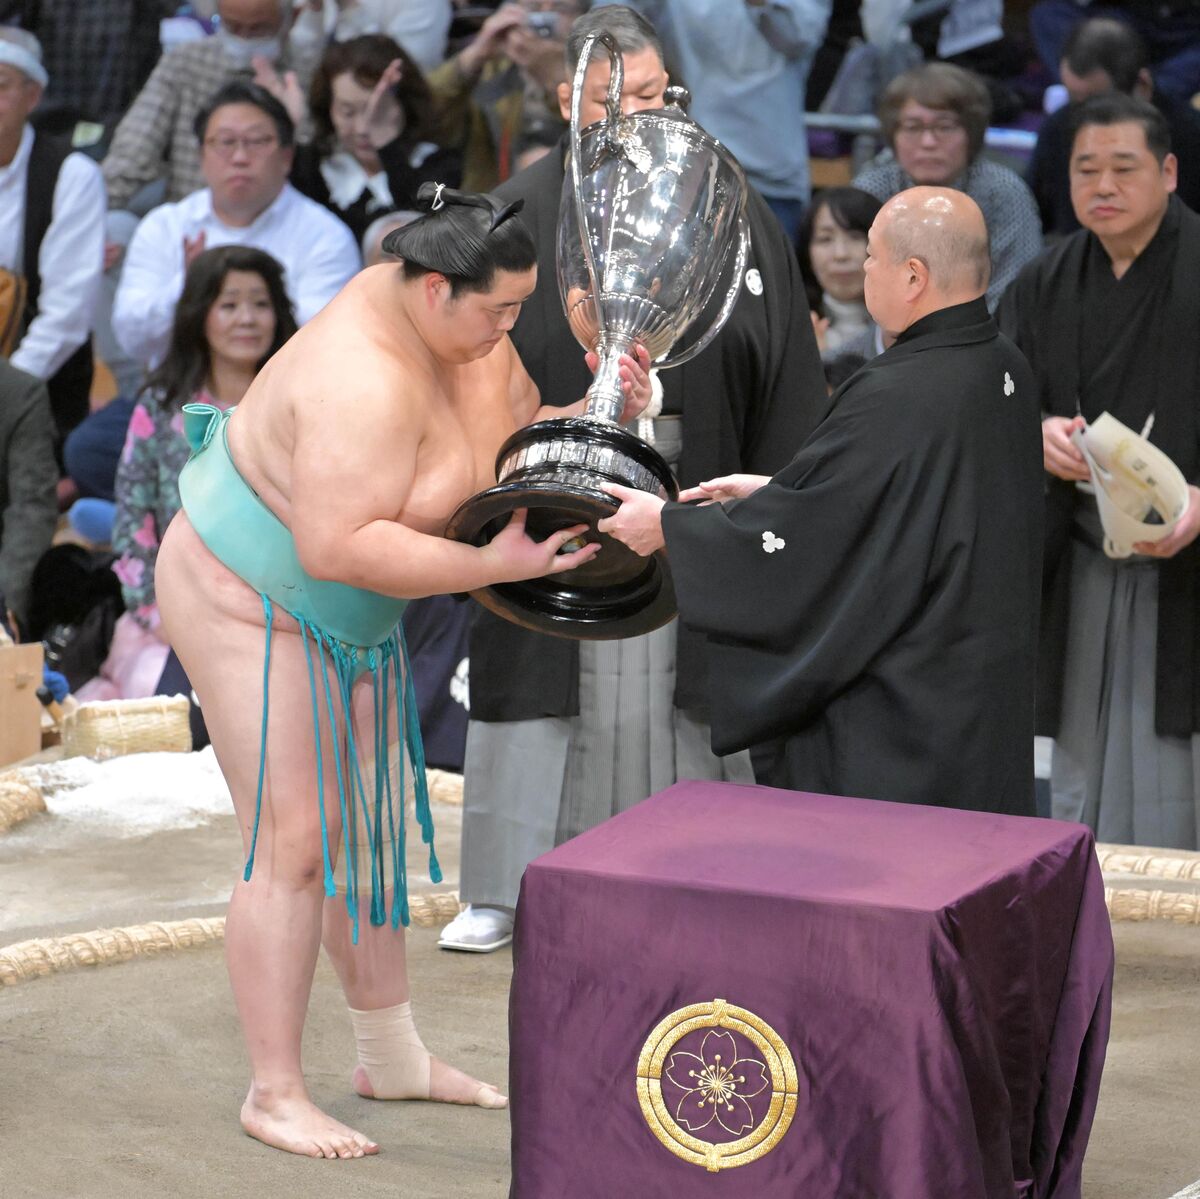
top-left (446, 32), bottom-right (749, 639)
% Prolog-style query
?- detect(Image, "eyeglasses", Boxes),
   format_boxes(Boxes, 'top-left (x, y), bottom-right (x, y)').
top-left (204, 133), bottom-right (279, 160)
top-left (895, 119), bottom-right (963, 140)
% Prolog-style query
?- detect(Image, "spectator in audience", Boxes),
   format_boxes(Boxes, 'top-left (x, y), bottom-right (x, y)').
top-left (0, 27), bottom-right (105, 441)
top-left (1030, 0), bottom-right (1200, 107)
top-left (1028, 18), bottom-right (1200, 236)
top-left (88, 246), bottom-right (297, 708)
top-left (112, 81), bottom-right (359, 368)
top-left (854, 63), bottom-right (1042, 311)
top-left (288, 0), bottom-right (453, 76)
top-left (798, 186), bottom-right (881, 361)
top-left (14, 0), bottom-right (175, 136)
top-left (280, 34), bottom-right (460, 243)
top-left (102, 0), bottom-right (305, 209)
top-left (602, 0), bottom-right (832, 241)
top-left (427, 0), bottom-right (584, 192)
top-left (0, 358), bottom-right (57, 634)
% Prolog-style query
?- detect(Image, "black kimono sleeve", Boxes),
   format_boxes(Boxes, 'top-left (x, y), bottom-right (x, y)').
top-left (662, 375), bottom-right (955, 751)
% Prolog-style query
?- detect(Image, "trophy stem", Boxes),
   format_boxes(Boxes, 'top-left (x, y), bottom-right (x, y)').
top-left (582, 333), bottom-right (636, 424)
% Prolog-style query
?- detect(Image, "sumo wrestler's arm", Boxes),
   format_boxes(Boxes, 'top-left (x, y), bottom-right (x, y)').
top-left (289, 386), bottom-right (599, 597)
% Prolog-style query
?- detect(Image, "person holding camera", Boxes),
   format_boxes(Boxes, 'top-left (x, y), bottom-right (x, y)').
top-left (426, 0), bottom-right (586, 191)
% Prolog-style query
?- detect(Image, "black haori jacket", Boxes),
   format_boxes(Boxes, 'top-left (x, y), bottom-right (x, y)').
top-left (662, 299), bottom-right (1043, 816)
top-left (997, 196), bottom-right (1200, 737)
top-left (467, 141), bottom-right (827, 722)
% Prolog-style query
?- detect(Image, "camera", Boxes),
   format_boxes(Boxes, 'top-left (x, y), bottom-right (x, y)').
top-left (526, 10), bottom-right (558, 37)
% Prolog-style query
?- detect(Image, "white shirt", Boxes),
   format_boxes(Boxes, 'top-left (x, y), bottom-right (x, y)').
top-left (860, 0), bottom-right (1002, 56)
top-left (0, 125), bottom-right (105, 380)
top-left (112, 182), bottom-right (361, 366)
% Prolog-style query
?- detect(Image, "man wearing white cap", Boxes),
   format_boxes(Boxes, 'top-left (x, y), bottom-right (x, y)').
top-left (0, 27), bottom-right (105, 440)
top-left (999, 92), bottom-right (1200, 850)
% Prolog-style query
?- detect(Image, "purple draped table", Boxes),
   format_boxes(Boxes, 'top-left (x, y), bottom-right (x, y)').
top-left (509, 781), bottom-right (1114, 1198)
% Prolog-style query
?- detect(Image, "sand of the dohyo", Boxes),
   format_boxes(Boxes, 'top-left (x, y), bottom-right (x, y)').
top-left (1, 752), bottom-right (1198, 1198)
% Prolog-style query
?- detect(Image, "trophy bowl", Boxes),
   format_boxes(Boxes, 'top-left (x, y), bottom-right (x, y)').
top-left (445, 32), bottom-right (749, 640)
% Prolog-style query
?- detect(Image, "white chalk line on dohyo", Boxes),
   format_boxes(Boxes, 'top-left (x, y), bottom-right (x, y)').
top-left (0, 893), bottom-right (465, 989)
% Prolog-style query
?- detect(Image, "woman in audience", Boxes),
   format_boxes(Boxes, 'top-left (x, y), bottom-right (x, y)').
top-left (91, 246), bottom-right (296, 708)
top-left (798, 186), bottom-right (881, 363)
top-left (853, 62), bottom-right (1042, 310)
top-left (286, 34), bottom-right (461, 244)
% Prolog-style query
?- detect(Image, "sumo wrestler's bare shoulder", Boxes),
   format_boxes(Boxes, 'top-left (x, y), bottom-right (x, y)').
top-left (284, 289), bottom-right (436, 429)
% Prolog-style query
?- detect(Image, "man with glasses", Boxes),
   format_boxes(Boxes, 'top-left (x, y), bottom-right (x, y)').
top-left (113, 81), bottom-right (359, 367)
top-left (102, 0), bottom-right (305, 209)
top-left (853, 62), bottom-right (1042, 310)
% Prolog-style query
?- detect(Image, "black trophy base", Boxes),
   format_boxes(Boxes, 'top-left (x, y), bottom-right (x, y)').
top-left (445, 418), bottom-right (678, 640)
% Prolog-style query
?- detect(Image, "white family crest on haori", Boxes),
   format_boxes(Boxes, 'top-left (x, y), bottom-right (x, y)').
top-left (450, 657), bottom-right (469, 710)
top-left (1003, 372), bottom-right (1015, 397)
top-left (762, 531), bottom-right (786, 554)
top-left (745, 268), bottom-right (763, 296)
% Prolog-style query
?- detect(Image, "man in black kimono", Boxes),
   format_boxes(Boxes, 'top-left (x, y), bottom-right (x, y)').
top-left (998, 93), bottom-right (1200, 848)
top-left (601, 187), bottom-right (1043, 816)
top-left (439, 5), bottom-right (827, 952)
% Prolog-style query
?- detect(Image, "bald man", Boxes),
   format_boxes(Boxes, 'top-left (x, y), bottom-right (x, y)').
top-left (600, 188), bottom-right (1043, 814)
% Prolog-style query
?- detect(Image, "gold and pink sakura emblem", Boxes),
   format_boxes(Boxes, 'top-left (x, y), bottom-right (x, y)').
top-left (636, 998), bottom-right (799, 1172)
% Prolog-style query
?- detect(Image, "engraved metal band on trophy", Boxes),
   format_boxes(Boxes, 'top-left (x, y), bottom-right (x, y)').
top-left (496, 437), bottom-right (669, 498)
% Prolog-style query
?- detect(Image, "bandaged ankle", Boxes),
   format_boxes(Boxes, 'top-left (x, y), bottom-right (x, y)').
top-left (349, 1000), bottom-right (430, 1099)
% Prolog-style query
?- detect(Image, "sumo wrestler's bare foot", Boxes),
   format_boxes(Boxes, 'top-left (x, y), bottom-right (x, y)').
top-left (353, 1058), bottom-right (508, 1109)
top-left (241, 1085), bottom-right (381, 1158)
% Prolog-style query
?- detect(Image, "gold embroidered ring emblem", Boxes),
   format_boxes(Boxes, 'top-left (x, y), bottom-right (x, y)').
top-left (636, 997), bottom-right (798, 1172)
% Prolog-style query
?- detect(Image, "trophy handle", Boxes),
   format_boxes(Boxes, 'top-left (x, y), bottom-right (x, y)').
top-left (655, 211), bottom-right (752, 371)
top-left (569, 31), bottom-right (621, 346)
top-left (569, 31), bottom-right (630, 424)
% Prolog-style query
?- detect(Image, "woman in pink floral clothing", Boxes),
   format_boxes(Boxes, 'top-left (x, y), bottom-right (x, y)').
top-left (98, 247), bottom-right (297, 704)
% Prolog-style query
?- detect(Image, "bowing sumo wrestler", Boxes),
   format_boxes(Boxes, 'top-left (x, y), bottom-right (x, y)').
top-left (154, 183), bottom-right (651, 1159)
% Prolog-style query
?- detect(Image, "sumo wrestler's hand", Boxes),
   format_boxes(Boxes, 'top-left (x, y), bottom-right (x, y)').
top-left (677, 474), bottom-right (770, 504)
top-left (482, 508), bottom-right (601, 580)
top-left (585, 344), bottom-right (653, 422)
top-left (597, 483), bottom-right (666, 556)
